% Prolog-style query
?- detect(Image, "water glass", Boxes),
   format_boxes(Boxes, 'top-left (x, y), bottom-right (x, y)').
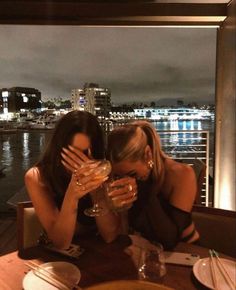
top-left (138, 242), bottom-right (166, 283)
top-left (105, 178), bottom-right (133, 212)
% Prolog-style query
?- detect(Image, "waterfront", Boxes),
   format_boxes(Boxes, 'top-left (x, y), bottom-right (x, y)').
top-left (0, 119), bottom-right (214, 212)
top-left (0, 130), bottom-right (52, 212)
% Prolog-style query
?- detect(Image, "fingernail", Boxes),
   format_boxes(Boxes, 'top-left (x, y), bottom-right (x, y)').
top-left (68, 145), bottom-right (74, 150)
top-left (108, 181), bottom-right (115, 187)
top-left (62, 147), bottom-right (68, 152)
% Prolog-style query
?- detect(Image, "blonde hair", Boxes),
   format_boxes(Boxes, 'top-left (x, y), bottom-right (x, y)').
top-left (107, 121), bottom-right (167, 187)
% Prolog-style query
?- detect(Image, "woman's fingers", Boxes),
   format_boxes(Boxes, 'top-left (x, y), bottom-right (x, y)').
top-left (61, 152), bottom-right (80, 172)
top-left (109, 185), bottom-right (137, 200)
top-left (108, 178), bottom-right (137, 197)
top-left (111, 177), bottom-right (137, 189)
top-left (107, 177), bottom-right (137, 207)
top-left (112, 194), bottom-right (137, 208)
top-left (84, 177), bottom-right (108, 193)
top-left (61, 147), bottom-right (84, 168)
top-left (61, 147), bottom-right (91, 173)
top-left (69, 168), bottom-right (108, 199)
top-left (61, 159), bottom-right (74, 172)
top-left (68, 145), bottom-right (90, 162)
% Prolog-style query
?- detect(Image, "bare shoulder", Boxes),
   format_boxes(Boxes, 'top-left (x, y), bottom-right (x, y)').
top-left (165, 159), bottom-right (197, 211)
top-left (166, 158), bottom-right (195, 181)
top-left (25, 166), bottom-right (54, 205)
top-left (24, 166), bottom-right (40, 183)
top-left (24, 167), bottom-right (47, 191)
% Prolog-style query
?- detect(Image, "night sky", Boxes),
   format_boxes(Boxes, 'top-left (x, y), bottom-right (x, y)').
top-left (0, 26), bottom-right (217, 105)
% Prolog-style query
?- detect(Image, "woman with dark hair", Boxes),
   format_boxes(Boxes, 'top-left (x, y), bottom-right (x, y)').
top-left (25, 110), bottom-right (109, 249)
top-left (104, 121), bottom-right (199, 250)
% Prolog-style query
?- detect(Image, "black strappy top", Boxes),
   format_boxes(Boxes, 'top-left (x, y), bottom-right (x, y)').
top-left (128, 181), bottom-right (193, 250)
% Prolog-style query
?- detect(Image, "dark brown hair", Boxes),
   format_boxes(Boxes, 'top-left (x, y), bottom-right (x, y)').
top-left (36, 110), bottom-right (105, 199)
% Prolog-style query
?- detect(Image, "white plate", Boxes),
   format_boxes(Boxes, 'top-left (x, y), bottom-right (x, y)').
top-left (193, 257), bottom-right (236, 290)
top-left (23, 261), bottom-right (81, 290)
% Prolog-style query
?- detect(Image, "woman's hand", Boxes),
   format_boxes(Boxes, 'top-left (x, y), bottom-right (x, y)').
top-left (107, 176), bottom-right (138, 208)
top-left (66, 166), bottom-right (108, 200)
top-left (61, 145), bottom-right (90, 172)
top-left (61, 146), bottom-right (108, 200)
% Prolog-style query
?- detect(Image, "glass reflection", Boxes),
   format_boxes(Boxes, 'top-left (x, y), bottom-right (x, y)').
top-left (2, 139), bottom-right (13, 169)
top-left (22, 132), bottom-right (30, 169)
top-left (198, 121), bottom-right (202, 130)
top-left (190, 120), bottom-right (194, 130)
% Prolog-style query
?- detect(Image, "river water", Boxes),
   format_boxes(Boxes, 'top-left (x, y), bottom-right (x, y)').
top-left (0, 120), bottom-right (214, 212)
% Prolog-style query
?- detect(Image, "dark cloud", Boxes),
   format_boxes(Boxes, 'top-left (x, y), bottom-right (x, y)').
top-left (0, 26), bottom-right (216, 104)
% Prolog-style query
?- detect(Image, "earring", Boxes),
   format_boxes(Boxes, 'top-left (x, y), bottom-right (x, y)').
top-left (148, 160), bottom-right (154, 169)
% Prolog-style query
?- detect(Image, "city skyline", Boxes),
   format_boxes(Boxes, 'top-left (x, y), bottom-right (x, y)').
top-left (0, 26), bottom-right (216, 104)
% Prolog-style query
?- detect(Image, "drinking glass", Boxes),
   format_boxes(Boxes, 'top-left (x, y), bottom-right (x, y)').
top-left (138, 242), bottom-right (166, 283)
top-left (105, 177), bottom-right (133, 212)
top-left (83, 159), bottom-right (112, 217)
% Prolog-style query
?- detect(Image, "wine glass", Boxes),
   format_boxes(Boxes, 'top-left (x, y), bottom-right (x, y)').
top-left (83, 159), bottom-right (112, 217)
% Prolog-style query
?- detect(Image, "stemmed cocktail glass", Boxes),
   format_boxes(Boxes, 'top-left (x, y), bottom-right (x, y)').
top-left (83, 159), bottom-right (112, 217)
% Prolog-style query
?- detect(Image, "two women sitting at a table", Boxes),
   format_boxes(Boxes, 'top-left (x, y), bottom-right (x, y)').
top-left (25, 111), bottom-right (199, 250)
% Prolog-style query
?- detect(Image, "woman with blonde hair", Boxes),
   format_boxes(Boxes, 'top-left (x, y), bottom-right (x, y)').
top-left (104, 121), bottom-right (199, 249)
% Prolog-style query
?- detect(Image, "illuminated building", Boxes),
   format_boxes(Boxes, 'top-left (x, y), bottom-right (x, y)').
top-left (71, 83), bottom-right (111, 117)
top-left (0, 87), bottom-right (41, 114)
top-left (134, 107), bottom-right (214, 121)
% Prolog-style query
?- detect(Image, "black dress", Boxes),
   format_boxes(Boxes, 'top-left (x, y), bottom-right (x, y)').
top-left (128, 180), bottom-right (193, 250)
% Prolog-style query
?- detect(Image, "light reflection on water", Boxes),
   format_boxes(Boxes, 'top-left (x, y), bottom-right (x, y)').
top-left (0, 131), bottom-right (52, 210)
top-left (22, 133), bottom-right (30, 169)
top-left (0, 120), bottom-right (214, 211)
